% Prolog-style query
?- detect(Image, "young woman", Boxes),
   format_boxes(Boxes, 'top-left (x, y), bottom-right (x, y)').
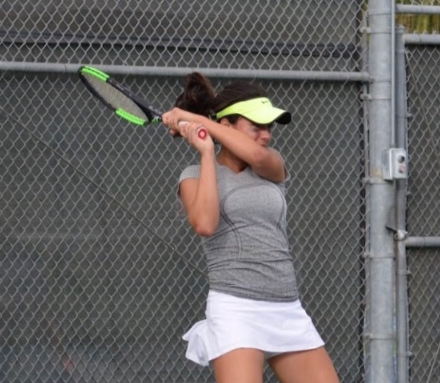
top-left (162, 73), bottom-right (340, 383)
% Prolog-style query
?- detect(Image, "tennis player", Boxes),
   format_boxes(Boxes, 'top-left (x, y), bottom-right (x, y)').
top-left (162, 73), bottom-right (340, 383)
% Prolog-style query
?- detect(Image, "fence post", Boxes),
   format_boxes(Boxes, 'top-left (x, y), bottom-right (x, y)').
top-left (366, 1), bottom-right (396, 382)
top-left (394, 25), bottom-right (411, 383)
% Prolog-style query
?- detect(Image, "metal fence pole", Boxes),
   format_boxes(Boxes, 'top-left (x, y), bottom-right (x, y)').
top-left (366, 1), bottom-right (396, 382)
top-left (0, 61), bottom-right (370, 82)
top-left (395, 25), bottom-right (410, 383)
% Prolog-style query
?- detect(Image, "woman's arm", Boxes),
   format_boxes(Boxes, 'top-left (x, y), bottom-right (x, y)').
top-left (163, 108), bottom-right (286, 182)
top-left (178, 124), bottom-right (220, 237)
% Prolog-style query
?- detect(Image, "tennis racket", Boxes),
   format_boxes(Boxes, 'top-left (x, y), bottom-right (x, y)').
top-left (78, 66), bottom-right (207, 139)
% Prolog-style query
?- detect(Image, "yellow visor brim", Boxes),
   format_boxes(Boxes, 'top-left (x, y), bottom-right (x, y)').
top-left (216, 97), bottom-right (291, 125)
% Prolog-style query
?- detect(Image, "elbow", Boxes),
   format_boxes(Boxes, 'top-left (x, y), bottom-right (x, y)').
top-left (195, 228), bottom-right (215, 237)
top-left (190, 217), bottom-right (218, 237)
top-left (187, 206), bottom-right (219, 237)
top-left (194, 223), bottom-right (217, 237)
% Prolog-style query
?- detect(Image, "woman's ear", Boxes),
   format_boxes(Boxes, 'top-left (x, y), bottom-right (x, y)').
top-left (219, 117), bottom-right (231, 127)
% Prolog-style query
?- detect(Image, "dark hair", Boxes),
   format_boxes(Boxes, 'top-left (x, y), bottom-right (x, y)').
top-left (175, 72), bottom-right (267, 124)
top-left (174, 72), bottom-right (216, 116)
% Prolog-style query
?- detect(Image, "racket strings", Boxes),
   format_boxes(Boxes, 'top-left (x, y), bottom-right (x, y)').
top-left (83, 73), bottom-right (148, 121)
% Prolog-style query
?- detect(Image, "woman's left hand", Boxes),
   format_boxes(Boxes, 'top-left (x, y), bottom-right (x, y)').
top-left (162, 107), bottom-right (198, 136)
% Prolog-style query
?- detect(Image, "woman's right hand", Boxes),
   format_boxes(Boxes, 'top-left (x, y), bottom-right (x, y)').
top-left (179, 122), bottom-right (214, 154)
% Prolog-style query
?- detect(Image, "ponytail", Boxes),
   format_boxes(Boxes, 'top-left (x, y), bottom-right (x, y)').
top-left (174, 72), bottom-right (216, 117)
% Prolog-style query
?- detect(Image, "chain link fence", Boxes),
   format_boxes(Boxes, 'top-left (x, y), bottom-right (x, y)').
top-left (0, 75), bottom-right (365, 383)
top-left (404, 44), bottom-right (440, 383)
top-left (0, 1), bottom-right (439, 383)
top-left (1, 0), bottom-right (364, 71)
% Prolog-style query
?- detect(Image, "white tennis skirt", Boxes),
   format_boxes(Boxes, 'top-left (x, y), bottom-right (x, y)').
top-left (182, 290), bottom-right (324, 366)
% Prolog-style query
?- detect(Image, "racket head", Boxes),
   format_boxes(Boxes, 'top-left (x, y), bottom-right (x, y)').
top-left (78, 66), bottom-right (162, 125)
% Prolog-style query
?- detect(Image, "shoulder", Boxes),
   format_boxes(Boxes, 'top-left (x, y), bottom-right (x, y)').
top-left (179, 164), bottom-right (201, 183)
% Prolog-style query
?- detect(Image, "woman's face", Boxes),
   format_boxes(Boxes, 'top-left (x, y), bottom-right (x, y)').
top-left (234, 117), bottom-right (272, 147)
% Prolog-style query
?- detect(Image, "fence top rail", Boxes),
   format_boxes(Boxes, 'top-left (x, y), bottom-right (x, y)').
top-left (405, 237), bottom-right (440, 248)
top-left (0, 61), bottom-right (370, 82)
top-left (403, 34), bottom-right (440, 45)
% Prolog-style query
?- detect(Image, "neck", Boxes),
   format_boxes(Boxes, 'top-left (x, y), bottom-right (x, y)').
top-left (217, 149), bottom-right (248, 173)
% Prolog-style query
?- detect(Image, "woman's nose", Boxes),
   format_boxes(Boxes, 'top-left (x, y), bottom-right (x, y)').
top-left (259, 129), bottom-right (271, 141)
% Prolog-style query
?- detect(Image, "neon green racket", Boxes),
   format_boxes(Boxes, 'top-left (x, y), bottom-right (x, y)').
top-left (78, 66), bottom-right (207, 138)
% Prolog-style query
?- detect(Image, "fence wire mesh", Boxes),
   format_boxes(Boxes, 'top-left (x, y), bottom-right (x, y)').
top-left (1, 0), bottom-right (364, 72)
top-left (0, 71), bottom-right (366, 383)
top-left (1, 1), bottom-right (438, 383)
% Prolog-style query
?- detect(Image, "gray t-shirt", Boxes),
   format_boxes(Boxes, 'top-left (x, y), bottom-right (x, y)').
top-left (179, 161), bottom-right (298, 302)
